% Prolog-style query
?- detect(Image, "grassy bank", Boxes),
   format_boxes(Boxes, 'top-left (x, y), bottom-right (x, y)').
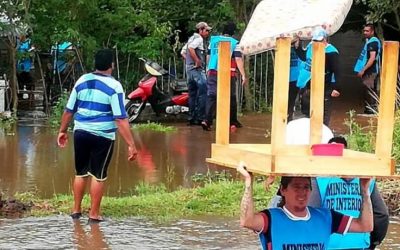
top-left (15, 180), bottom-right (276, 222)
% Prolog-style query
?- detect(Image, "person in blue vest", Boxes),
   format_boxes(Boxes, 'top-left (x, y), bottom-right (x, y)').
top-left (297, 27), bottom-right (341, 126)
top-left (354, 24), bottom-right (381, 115)
top-left (16, 34), bottom-right (35, 99)
top-left (185, 22), bottom-right (211, 126)
top-left (238, 162), bottom-right (374, 250)
top-left (287, 38), bottom-right (301, 121)
top-left (201, 21), bottom-right (247, 131)
top-left (309, 136), bottom-right (389, 250)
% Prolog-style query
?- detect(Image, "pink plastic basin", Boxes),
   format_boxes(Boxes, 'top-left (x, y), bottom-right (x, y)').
top-left (311, 143), bottom-right (344, 156)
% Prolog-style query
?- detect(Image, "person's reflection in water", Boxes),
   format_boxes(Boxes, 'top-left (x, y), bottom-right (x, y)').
top-left (73, 220), bottom-right (110, 250)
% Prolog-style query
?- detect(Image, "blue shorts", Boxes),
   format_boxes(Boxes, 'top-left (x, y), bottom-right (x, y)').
top-left (73, 130), bottom-right (114, 181)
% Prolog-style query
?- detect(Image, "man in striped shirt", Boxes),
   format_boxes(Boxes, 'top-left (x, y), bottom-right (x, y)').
top-left (57, 49), bottom-right (137, 223)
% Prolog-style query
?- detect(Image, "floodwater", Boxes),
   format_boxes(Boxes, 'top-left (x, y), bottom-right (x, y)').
top-left (0, 114), bottom-right (272, 198)
top-left (0, 110), bottom-right (398, 249)
top-left (0, 108), bottom-right (374, 198)
top-left (0, 216), bottom-right (398, 249)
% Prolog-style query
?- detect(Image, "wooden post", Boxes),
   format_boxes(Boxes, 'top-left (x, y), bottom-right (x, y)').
top-left (271, 38), bottom-right (291, 163)
top-left (375, 41), bottom-right (400, 159)
top-left (310, 42), bottom-right (325, 145)
top-left (215, 41), bottom-right (231, 145)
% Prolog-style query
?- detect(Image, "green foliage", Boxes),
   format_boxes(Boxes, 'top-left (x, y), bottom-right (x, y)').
top-left (134, 182), bottom-right (168, 196)
top-left (191, 169), bottom-right (233, 185)
top-left (132, 122), bottom-right (176, 132)
top-left (0, 0), bottom-right (32, 35)
top-left (0, 112), bottom-right (17, 130)
top-left (48, 92), bottom-right (69, 128)
top-left (355, 0), bottom-right (400, 34)
top-left (391, 111), bottom-right (400, 163)
top-left (344, 110), bottom-right (375, 152)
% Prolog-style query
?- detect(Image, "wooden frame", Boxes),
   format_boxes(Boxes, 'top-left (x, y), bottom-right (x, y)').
top-left (206, 38), bottom-right (400, 178)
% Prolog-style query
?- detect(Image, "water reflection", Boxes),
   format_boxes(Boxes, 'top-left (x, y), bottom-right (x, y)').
top-left (73, 221), bottom-right (109, 250)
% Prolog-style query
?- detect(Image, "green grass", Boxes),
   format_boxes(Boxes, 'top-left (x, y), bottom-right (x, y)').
top-left (344, 110), bottom-right (375, 153)
top-left (132, 122), bottom-right (177, 132)
top-left (344, 110), bottom-right (400, 165)
top-left (19, 180), bottom-right (276, 222)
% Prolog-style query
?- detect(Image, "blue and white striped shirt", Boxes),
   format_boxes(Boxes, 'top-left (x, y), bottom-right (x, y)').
top-left (65, 72), bottom-right (127, 140)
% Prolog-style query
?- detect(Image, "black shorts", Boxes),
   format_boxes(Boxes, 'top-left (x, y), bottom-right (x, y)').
top-left (73, 130), bottom-right (114, 181)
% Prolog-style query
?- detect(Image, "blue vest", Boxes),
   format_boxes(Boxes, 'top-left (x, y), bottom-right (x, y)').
top-left (290, 47), bottom-right (300, 83)
top-left (260, 207), bottom-right (331, 250)
top-left (17, 39), bottom-right (32, 72)
top-left (317, 177), bottom-right (375, 249)
top-left (354, 37), bottom-right (381, 73)
top-left (296, 43), bottom-right (338, 88)
top-left (207, 35), bottom-right (238, 71)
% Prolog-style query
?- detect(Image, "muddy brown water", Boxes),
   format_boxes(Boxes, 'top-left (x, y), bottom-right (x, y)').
top-left (0, 114), bottom-right (273, 198)
top-left (0, 108), bottom-right (376, 198)
top-left (0, 110), bottom-right (398, 249)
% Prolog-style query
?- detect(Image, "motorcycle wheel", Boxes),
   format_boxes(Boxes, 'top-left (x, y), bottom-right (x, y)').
top-left (125, 99), bottom-right (146, 123)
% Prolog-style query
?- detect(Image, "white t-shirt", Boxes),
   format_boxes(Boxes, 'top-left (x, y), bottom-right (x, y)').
top-left (285, 118), bottom-right (333, 145)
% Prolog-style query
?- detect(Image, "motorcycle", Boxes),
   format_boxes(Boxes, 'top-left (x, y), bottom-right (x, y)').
top-left (125, 58), bottom-right (189, 123)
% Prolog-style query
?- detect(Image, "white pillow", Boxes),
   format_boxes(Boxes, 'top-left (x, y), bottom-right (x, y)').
top-left (239, 0), bottom-right (352, 55)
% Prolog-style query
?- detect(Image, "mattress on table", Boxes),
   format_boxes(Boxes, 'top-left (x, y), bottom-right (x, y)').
top-left (239, 0), bottom-right (352, 55)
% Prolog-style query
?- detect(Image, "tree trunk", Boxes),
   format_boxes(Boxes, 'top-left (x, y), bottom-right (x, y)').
top-left (8, 47), bottom-right (18, 112)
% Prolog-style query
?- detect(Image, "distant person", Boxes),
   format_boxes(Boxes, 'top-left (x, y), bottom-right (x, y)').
top-left (238, 162), bottom-right (373, 250)
top-left (309, 136), bottom-right (389, 250)
top-left (354, 24), bottom-right (381, 114)
top-left (201, 21), bottom-right (247, 131)
top-left (185, 22), bottom-right (211, 126)
top-left (16, 34), bottom-right (35, 99)
top-left (287, 38), bottom-right (301, 121)
top-left (57, 49), bottom-right (138, 223)
top-left (297, 27), bottom-right (341, 126)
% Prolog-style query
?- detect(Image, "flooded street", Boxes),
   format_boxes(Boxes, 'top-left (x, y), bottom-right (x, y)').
top-left (0, 216), bottom-right (259, 249)
top-left (0, 215), bottom-right (398, 249)
top-left (1, 111), bottom-right (399, 249)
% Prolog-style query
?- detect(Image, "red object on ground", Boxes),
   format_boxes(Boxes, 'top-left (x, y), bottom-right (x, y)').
top-left (311, 143), bottom-right (344, 156)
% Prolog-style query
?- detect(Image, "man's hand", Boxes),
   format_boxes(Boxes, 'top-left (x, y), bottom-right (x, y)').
top-left (128, 145), bottom-right (138, 161)
top-left (264, 176), bottom-right (275, 190)
top-left (57, 132), bottom-right (68, 148)
top-left (357, 70), bottom-right (365, 78)
top-left (360, 178), bottom-right (372, 194)
top-left (241, 75), bottom-right (248, 86)
top-left (292, 36), bottom-right (300, 49)
top-left (237, 161), bottom-right (252, 186)
top-left (194, 59), bottom-right (202, 68)
top-left (331, 89), bottom-right (340, 97)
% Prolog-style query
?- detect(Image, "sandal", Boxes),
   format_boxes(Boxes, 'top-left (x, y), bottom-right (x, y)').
top-left (88, 217), bottom-right (104, 224)
top-left (70, 212), bottom-right (82, 220)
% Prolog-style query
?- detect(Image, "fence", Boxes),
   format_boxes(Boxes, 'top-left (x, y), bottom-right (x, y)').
top-left (124, 50), bottom-right (276, 113)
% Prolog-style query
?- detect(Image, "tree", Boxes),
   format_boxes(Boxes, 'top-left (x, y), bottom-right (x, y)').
top-left (356, 0), bottom-right (400, 39)
top-left (0, 0), bottom-right (32, 111)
